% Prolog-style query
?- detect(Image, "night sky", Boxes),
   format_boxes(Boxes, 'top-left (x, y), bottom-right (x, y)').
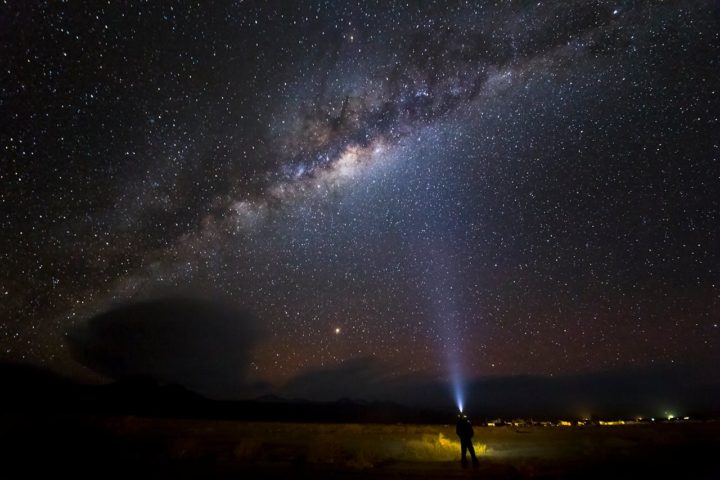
top-left (2, 1), bottom-right (719, 401)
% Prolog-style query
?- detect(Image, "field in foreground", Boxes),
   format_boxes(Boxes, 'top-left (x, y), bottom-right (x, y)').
top-left (2, 415), bottom-right (719, 479)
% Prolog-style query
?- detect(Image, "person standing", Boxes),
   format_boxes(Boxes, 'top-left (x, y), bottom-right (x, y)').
top-left (456, 413), bottom-right (480, 468)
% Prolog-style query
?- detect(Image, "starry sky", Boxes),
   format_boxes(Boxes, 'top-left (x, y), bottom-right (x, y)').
top-left (2, 1), bottom-right (719, 399)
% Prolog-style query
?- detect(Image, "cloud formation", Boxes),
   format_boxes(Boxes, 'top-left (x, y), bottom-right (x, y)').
top-left (66, 297), bottom-right (259, 397)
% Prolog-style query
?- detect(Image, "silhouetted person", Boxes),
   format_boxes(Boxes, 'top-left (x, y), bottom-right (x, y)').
top-left (456, 413), bottom-right (479, 468)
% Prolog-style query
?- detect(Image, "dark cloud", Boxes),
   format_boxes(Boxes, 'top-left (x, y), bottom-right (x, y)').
top-left (66, 297), bottom-right (260, 397)
top-left (279, 357), bottom-right (433, 402)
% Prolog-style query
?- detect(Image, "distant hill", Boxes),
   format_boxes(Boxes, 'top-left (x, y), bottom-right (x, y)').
top-left (3, 362), bottom-right (718, 422)
top-left (0, 362), bottom-right (451, 423)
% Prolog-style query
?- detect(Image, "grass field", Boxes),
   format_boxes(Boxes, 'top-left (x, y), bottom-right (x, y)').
top-left (2, 415), bottom-right (719, 479)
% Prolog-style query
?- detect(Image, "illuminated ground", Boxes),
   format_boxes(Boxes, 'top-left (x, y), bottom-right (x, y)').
top-left (3, 416), bottom-right (719, 479)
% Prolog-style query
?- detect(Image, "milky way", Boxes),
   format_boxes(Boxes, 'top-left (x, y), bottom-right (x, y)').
top-left (2, 1), bottom-right (719, 393)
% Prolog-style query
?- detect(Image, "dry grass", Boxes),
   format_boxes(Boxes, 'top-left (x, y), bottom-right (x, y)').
top-left (92, 417), bottom-right (720, 478)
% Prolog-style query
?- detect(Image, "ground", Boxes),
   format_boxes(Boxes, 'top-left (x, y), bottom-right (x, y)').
top-left (2, 415), bottom-right (719, 479)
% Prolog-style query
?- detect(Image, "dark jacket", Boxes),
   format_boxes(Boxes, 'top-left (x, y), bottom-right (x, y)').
top-left (456, 417), bottom-right (474, 439)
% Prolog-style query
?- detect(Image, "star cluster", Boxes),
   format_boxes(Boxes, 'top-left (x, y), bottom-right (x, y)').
top-left (1, 1), bottom-right (718, 389)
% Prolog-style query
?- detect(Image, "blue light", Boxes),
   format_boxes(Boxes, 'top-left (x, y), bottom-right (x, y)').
top-left (452, 370), bottom-right (464, 413)
top-left (422, 246), bottom-right (469, 415)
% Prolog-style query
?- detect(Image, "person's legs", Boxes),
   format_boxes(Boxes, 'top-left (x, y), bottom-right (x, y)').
top-left (468, 441), bottom-right (479, 466)
top-left (460, 439), bottom-right (469, 467)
